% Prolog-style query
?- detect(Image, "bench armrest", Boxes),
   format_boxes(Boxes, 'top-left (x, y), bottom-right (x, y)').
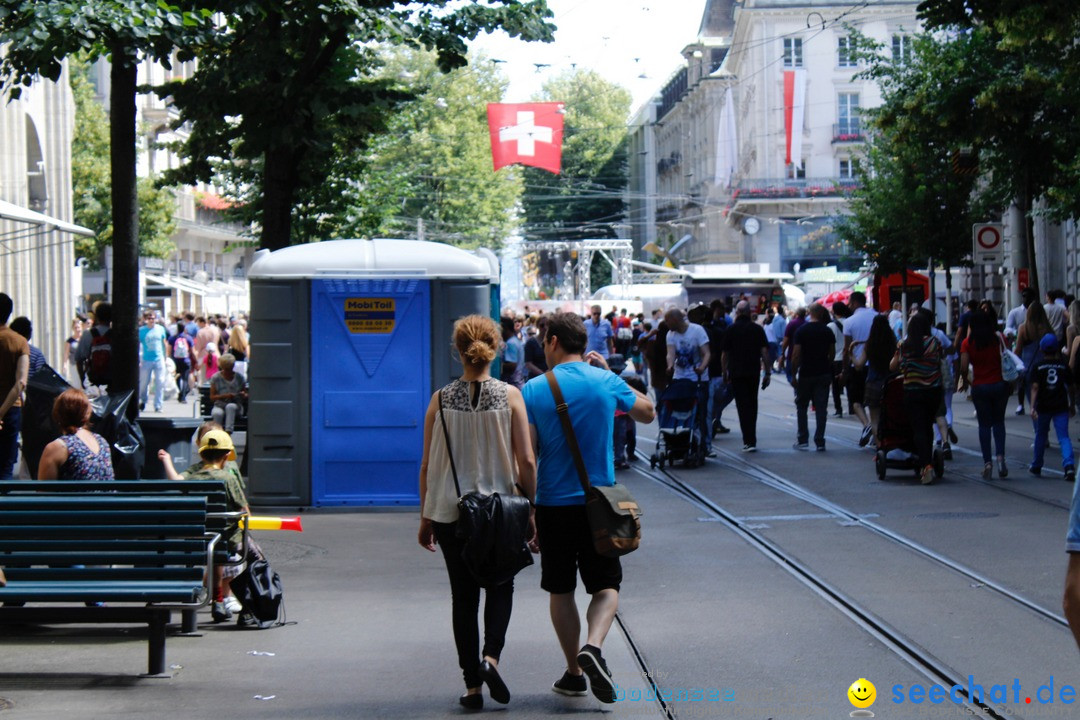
top-left (144, 531), bottom-right (221, 611)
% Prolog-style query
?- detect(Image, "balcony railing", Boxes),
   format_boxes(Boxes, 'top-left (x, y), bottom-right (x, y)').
top-left (832, 122), bottom-right (865, 143)
top-left (732, 178), bottom-right (859, 202)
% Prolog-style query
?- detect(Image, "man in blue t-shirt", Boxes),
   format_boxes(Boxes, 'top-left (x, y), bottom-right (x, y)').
top-left (521, 312), bottom-right (654, 704)
top-left (138, 311), bottom-right (169, 412)
top-left (584, 305), bottom-right (615, 358)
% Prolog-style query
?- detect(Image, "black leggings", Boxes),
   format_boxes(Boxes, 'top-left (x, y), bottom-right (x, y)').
top-left (432, 521), bottom-right (514, 689)
top-left (903, 386), bottom-right (943, 469)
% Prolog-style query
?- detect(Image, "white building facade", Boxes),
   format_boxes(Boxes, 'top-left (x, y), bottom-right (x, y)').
top-left (0, 65), bottom-right (83, 368)
top-left (628, 0), bottom-right (921, 274)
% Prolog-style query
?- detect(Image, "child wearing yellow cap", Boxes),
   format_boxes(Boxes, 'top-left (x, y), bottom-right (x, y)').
top-left (159, 428), bottom-right (249, 624)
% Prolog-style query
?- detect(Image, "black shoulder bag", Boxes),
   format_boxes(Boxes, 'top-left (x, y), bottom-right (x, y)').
top-left (438, 389), bottom-right (533, 588)
top-left (544, 371), bottom-right (642, 557)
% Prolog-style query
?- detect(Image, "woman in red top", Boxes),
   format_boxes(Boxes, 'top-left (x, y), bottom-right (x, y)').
top-left (959, 310), bottom-right (1009, 479)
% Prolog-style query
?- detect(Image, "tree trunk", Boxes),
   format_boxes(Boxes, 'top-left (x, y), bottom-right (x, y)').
top-left (109, 50), bottom-right (140, 423)
top-left (260, 146), bottom-right (298, 251)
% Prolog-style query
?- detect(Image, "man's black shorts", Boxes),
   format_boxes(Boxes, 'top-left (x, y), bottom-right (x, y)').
top-left (535, 504), bottom-right (622, 594)
top-left (847, 366), bottom-right (868, 405)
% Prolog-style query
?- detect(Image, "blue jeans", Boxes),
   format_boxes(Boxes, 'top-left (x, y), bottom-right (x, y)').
top-left (795, 373), bottom-right (831, 447)
top-left (1032, 411), bottom-right (1075, 472)
top-left (971, 381), bottom-right (1010, 462)
top-left (139, 357), bottom-right (168, 411)
top-left (0, 406), bottom-right (20, 479)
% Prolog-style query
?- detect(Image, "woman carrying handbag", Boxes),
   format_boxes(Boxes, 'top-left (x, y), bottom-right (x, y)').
top-left (418, 315), bottom-right (537, 711)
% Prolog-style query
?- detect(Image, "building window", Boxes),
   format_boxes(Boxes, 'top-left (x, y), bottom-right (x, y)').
top-left (837, 93), bottom-right (861, 135)
top-left (838, 36), bottom-right (856, 68)
top-left (892, 34), bottom-right (912, 64)
top-left (783, 38), bottom-right (803, 68)
top-left (786, 163), bottom-right (806, 180)
top-left (839, 159), bottom-right (855, 179)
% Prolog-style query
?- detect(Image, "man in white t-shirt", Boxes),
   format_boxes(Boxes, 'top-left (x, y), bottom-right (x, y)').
top-left (842, 291), bottom-right (877, 447)
top-left (665, 308), bottom-right (712, 454)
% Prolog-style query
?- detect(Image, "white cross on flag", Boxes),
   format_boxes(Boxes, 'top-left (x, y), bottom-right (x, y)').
top-left (487, 102), bottom-right (564, 174)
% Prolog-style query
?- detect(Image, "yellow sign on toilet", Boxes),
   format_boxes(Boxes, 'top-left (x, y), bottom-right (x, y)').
top-left (344, 298), bottom-right (395, 334)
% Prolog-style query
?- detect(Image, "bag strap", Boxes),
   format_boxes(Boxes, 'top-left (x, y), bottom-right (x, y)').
top-left (545, 370), bottom-right (591, 494)
top-left (437, 389), bottom-right (462, 498)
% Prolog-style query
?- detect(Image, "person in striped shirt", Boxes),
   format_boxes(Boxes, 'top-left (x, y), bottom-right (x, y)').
top-left (890, 313), bottom-right (943, 484)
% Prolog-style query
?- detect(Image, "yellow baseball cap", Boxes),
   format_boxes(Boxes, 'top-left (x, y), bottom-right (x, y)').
top-left (198, 429), bottom-right (235, 455)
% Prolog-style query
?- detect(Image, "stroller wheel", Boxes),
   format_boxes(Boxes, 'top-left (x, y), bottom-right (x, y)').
top-left (874, 451), bottom-right (886, 480)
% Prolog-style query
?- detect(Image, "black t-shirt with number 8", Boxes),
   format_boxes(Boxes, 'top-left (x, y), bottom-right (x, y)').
top-left (1032, 359), bottom-right (1073, 416)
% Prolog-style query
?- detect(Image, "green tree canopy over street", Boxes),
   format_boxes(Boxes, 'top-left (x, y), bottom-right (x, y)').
top-left (0, 0), bottom-right (217, 417)
top-left (842, 2), bottom-right (1080, 297)
top-left (160, 0), bottom-right (555, 252)
top-left (520, 69), bottom-right (631, 242)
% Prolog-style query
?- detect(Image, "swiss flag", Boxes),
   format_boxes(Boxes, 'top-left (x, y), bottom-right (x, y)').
top-left (487, 102), bottom-right (564, 174)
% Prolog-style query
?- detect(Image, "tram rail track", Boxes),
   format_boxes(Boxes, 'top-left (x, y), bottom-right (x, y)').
top-left (758, 409), bottom-right (1074, 512)
top-left (629, 456), bottom-right (1023, 720)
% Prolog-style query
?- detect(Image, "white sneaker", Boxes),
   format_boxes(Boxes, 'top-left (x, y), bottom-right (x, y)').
top-left (223, 596), bottom-right (243, 615)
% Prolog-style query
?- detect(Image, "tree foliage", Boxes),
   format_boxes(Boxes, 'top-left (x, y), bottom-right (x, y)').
top-left (837, 32), bottom-right (984, 273)
top-left (0, 0), bottom-right (215, 418)
top-left (356, 50), bottom-right (523, 248)
top-left (520, 70), bottom-right (631, 241)
top-left (159, 0), bottom-right (555, 251)
top-left (70, 57), bottom-right (176, 268)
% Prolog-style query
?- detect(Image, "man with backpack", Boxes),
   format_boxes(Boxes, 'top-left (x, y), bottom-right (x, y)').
top-left (170, 327), bottom-right (192, 403)
top-left (73, 301), bottom-right (114, 394)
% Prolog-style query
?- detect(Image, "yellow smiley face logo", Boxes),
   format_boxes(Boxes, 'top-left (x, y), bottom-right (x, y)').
top-left (847, 678), bottom-right (876, 709)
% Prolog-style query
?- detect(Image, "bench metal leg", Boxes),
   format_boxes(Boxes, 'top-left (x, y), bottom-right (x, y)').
top-left (180, 608), bottom-right (199, 635)
top-left (145, 611), bottom-right (170, 677)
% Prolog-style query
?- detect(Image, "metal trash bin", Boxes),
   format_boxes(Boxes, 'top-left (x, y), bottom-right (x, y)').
top-left (138, 417), bottom-right (204, 479)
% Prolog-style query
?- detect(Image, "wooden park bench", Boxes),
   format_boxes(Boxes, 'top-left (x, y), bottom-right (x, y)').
top-left (0, 480), bottom-right (244, 676)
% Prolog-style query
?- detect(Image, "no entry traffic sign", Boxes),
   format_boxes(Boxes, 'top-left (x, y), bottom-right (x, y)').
top-left (972, 223), bottom-right (1004, 264)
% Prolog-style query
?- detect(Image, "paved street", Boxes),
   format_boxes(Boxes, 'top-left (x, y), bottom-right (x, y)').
top-left (1, 378), bottom-right (1077, 719)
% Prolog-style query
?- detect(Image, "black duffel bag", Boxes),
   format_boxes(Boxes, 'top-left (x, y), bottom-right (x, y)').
top-left (456, 490), bottom-right (534, 588)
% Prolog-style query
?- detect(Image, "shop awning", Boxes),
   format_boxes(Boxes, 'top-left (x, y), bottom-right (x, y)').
top-left (0, 199), bottom-right (94, 237)
top-left (144, 273), bottom-right (211, 297)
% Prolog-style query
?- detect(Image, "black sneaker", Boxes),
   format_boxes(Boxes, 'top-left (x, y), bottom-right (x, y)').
top-left (858, 425), bottom-right (873, 447)
top-left (576, 645), bottom-right (616, 704)
top-left (1066, 466), bottom-right (1076, 483)
top-left (816, 444), bottom-right (826, 452)
top-left (1028, 466), bottom-right (1042, 477)
top-left (715, 423), bottom-right (731, 434)
top-left (793, 442), bottom-right (809, 451)
top-left (236, 610), bottom-right (261, 629)
top-left (552, 671), bottom-right (588, 697)
top-left (948, 426), bottom-right (959, 444)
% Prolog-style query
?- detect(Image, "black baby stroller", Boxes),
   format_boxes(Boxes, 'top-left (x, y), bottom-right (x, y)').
top-left (873, 373), bottom-right (944, 481)
top-left (650, 379), bottom-right (707, 469)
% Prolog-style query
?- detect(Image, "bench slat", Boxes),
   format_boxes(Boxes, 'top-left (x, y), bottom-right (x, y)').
top-left (0, 511), bottom-right (209, 526)
top-left (0, 539), bottom-right (209, 552)
top-left (0, 581), bottom-right (202, 603)
top-left (0, 525), bottom-right (209, 539)
top-left (5, 568), bottom-right (205, 581)
top-left (2, 551), bottom-right (208, 565)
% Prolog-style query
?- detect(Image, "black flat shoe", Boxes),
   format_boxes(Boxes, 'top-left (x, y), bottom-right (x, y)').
top-left (478, 659), bottom-right (510, 704)
top-left (459, 692), bottom-right (483, 711)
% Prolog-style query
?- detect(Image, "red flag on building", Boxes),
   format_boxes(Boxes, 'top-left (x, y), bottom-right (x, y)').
top-left (487, 102), bottom-right (564, 174)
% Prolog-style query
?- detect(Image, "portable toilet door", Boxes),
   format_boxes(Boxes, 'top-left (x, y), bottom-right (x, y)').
top-left (310, 278), bottom-right (430, 505)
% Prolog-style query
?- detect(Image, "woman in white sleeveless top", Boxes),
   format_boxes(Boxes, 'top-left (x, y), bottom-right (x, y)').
top-left (418, 315), bottom-right (536, 710)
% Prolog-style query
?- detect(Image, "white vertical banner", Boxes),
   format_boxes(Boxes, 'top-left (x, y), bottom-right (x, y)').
top-left (790, 68), bottom-right (807, 169)
top-left (714, 86), bottom-right (738, 187)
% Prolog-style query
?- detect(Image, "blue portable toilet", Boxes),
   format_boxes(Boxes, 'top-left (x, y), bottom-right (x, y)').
top-left (245, 239), bottom-right (494, 507)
